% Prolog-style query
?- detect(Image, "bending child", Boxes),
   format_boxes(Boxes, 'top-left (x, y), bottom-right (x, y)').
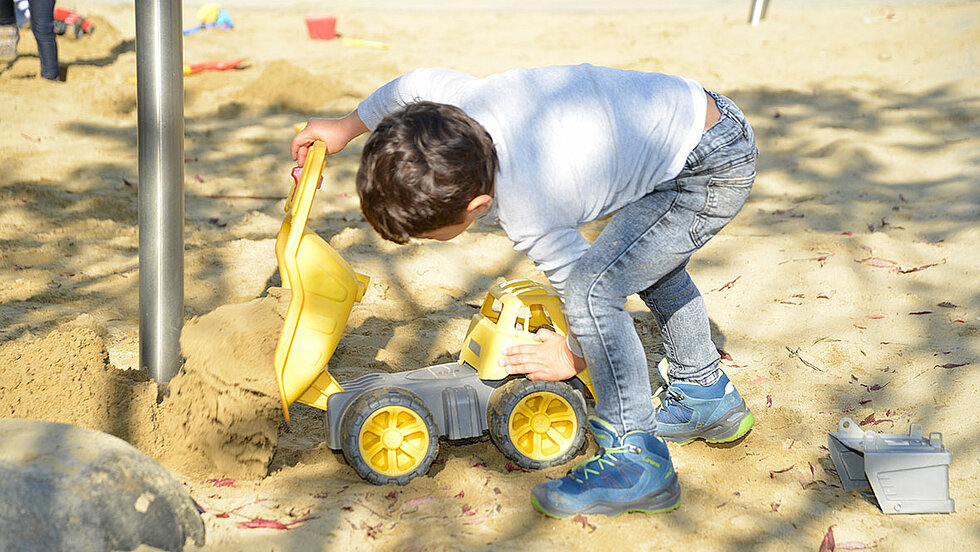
top-left (291, 64), bottom-right (757, 518)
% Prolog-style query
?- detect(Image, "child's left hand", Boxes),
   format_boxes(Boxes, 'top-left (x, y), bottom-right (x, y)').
top-left (500, 328), bottom-right (586, 381)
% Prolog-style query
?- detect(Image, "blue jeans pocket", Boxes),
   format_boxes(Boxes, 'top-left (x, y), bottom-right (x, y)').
top-left (689, 171), bottom-right (754, 248)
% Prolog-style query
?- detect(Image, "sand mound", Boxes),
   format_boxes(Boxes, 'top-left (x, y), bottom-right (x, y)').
top-left (240, 60), bottom-right (357, 112)
top-left (0, 315), bottom-right (158, 441)
top-left (0, 296), bottom-right (289, 480)
top-left (162, 294), bottom-right (286, 478)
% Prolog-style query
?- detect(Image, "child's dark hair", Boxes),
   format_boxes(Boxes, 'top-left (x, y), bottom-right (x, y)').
top-left (356, 101), bottom-right (498, 244)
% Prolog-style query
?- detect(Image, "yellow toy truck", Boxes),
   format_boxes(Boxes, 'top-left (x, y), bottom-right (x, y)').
top-left (274, 142), bottom-right (594, 484)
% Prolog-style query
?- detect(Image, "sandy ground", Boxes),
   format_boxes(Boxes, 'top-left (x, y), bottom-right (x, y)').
top-left (1, 1), bottom-right (978, 551)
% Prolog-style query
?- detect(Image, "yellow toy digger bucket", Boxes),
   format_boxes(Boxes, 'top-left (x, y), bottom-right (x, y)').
top-left (274, 141), bottom-right (369, 421)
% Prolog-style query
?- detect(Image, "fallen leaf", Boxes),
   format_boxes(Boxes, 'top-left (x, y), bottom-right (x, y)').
top-left (800, 466), bottom-right (816, 489)
top-left (718, 349), bottom-right (733, 361)
top-left (235, 516), bottom-right (316, 530)
top-left (470, 455), bottom-right (487, 468)
top-left (769, 464), bottom-right (795, 478)
top-left (203, 478), bottom-right (236, 487)
top-left (711, 276), bottom-right (741, 293)
top-left (749, 376), bottom-right (769, 384)
top-left (214, 512), bottom-right (230, 518)
top-left (859, 413), bottom-right (893, 426)
top-left (454, 490), bottom-right (465, 499)
top-left (766, 395), bottom-right (773, 408)
top-left (937, 301), bottom-right (957, 308)
top-left (909, 311), bottom-right (932, 315)
top-left (898, 262), bottom-right (941, 274)
top-left (404, 497), bottom-right (436, 507)
top-left (571, 514), bottom-right (597, 532)
top-left (865, 314), bottom-right (886, 319)
top-left (857, 257), bottom-right (897, 268)
top-left (938, 362), bottom-right (967, 369)
top-left (362, 520), bottom-right (383, 539)
top-left (770, 502), bottom-right (781, 512)
top-left (505, 462), bottom-right (531, 473)
top-left (463, 513), bottom-right (489, 525)
top-left (859, 399), bottom-right (871, 405)
top-left (819, 525), bottom-right (836, 552)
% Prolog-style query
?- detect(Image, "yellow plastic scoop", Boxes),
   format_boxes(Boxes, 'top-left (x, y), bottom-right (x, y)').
top-left (273, 141), bottom-right (369, 421)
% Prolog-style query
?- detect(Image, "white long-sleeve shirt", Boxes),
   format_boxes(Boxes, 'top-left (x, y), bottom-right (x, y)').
top-left (357, 64), bottom-right (706, 294)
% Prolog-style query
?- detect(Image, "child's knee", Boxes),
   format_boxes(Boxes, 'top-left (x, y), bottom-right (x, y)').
top-left (563, 265), bottom-right (627, 316)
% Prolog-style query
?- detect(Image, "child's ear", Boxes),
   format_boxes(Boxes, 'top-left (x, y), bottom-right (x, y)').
top-left (466, 194), bottom-right (493, 216)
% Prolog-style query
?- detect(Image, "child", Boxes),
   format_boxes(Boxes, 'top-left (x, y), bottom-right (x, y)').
top-left (291, 64), bottom-right (757, 518)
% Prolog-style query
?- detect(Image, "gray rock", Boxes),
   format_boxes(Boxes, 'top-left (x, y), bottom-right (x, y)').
top-left (0, 419), bottom-right (205, 552)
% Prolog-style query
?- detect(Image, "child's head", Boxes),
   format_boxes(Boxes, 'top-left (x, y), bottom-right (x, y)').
top-left (356, 102), bottom-right (498, 244)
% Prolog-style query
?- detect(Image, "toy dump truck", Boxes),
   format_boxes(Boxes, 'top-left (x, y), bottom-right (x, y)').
top-left (274, 142), bottom-right (595, 484)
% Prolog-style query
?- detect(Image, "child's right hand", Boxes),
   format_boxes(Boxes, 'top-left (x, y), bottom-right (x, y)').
top-left (290, 111), bottom-right (368, 166)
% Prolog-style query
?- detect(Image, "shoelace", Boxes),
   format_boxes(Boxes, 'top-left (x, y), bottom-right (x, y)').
top-left (659, 387), bottom-right (696, 424)
top-left (661, 387), bottom-right (689, 411)
top-left (567, 444), bottom-right (644, 483)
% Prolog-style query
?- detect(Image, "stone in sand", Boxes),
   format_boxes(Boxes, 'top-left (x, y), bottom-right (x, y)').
top-left (0, 418), bottom-right (205, 552)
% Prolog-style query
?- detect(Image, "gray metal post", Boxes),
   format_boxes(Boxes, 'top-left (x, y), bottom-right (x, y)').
top-left (749, 0), bottom-right (767, 25)
top-left (136, 0), bottom-right (184, 383)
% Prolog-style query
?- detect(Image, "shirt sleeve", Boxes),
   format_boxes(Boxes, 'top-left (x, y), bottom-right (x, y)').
top-left (356, 68), bottom-right (476, 130)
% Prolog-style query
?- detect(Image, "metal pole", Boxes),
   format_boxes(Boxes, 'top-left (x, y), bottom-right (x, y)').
top-left (749, 0), bottom-right (767, 26)
top-left (136, 0), bottom-right (184, 383)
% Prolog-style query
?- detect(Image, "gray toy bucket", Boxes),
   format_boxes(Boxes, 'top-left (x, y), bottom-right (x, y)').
top-left (828, 417), bottom-right (954, 514)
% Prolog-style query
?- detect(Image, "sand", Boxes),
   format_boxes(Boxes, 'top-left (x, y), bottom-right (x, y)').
top-left (1, 1), bottom-right (978, 550)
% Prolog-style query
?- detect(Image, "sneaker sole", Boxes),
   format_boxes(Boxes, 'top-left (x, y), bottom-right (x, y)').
top-left (660, 404), bottom-right (755, 445)
top-left (531, 477), bottom-right (682, 519)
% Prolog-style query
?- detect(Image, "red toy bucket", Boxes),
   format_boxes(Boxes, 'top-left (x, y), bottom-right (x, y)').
top-left (305, 16), bottom-right (337, 40)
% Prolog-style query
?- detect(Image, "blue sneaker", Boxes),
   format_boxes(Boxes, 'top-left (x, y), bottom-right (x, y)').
top-left (654, 360), bottom-right (755, 445)
top-left (531, 417), bottom-right (681, 518)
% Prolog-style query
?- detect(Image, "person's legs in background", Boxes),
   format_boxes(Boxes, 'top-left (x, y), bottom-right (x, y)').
top-left (0, 0), bottom-right (19, 61)
top-left (28, 0), bottom-right (59, 79)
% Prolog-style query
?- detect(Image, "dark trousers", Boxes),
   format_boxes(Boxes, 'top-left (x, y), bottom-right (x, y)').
top-left (0, 0), bottom-right (59, 79)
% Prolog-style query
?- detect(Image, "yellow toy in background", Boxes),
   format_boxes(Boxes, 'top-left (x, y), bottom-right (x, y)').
top-left (272, 142), bottom-right (593, 484)
top-left (196, 4), bottom-right (222, 24)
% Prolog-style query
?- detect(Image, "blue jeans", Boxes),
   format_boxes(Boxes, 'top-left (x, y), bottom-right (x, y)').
top-left (564, 91), bottom-right (758, 435)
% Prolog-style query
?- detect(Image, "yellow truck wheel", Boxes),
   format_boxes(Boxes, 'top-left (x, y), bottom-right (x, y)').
top-left (340, 387), bottom-right (439, 485)
top-left (488, 379), bottom-right (586, 469)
